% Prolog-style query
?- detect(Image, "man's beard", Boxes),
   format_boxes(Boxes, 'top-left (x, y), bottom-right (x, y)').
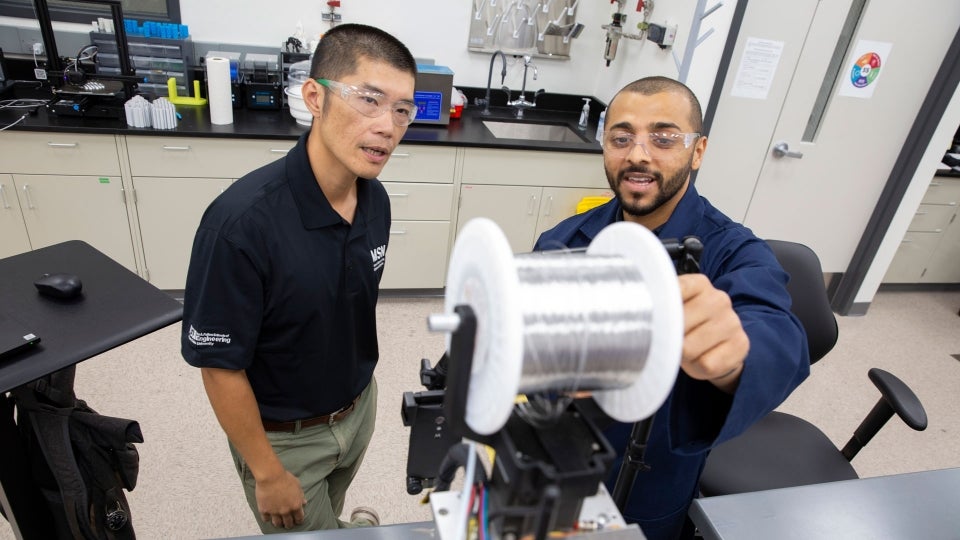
top-left (606, 157), bottom-right (693, 218)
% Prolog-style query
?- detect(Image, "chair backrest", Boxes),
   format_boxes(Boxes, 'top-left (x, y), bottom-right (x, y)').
top-left (765, 240), bottom-right (839, 364)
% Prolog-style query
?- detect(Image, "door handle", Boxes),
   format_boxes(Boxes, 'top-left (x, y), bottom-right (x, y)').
top-left (772, 141), bottom-right (803, 159)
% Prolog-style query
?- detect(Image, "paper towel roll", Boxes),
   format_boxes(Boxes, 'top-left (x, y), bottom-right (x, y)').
top-left (206, 57), bottom-right (233, 125)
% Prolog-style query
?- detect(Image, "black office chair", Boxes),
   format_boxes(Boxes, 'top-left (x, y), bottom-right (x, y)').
top-left (698, 240), bottom-right (928, 496)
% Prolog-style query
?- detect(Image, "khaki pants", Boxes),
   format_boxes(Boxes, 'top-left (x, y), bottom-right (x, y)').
top-left (230, 377), bottom-right (378, 533)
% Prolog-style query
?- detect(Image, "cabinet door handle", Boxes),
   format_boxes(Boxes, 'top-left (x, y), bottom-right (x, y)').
top-left (22, 184), bottom-right (36, 209)
top-left (543, 195), bottom-right (554, 217)
top-left (390, 229), bottom-right (407, 235)
top-left (527, 195), bottom-right (538, 215)
top-left (46, 142), bottom-right (78, 148)
top-left (269, 148), bottom-right (289, 154)
top-left (914, 211), bottom-right (927, 216)
top-left (162, 145), bottom-right (191, 151)
top-left (390, 152), bottom-right (411, 158)
top-left (0, 185), bottom-right (9, 209)
top-left (387, 192), bottom-right (409, 198)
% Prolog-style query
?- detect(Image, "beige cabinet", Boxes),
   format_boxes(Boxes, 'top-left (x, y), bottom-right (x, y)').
top-left (133, 177), bottom-right (233, 290)
top-left (0, 132), bottom-right (136, 270)
top-left (535, 186), bottom-right (614, 241)
top-left (457, 184), bottom-right (613, 253)
top-left (377, 145), bottom-right (458, 289)
top-left (125, 138), bottom-right (294, 289)
top-left (884, 176), bottom-right (960, 283)
top-left (0, 174), bottom-right (31, 259)
top-left (457, 184), bottom-right (542, 253)
top-left (456, 148), bottom-right (609, 253)
top-left (12, 174), bottom-right (136, 270)
top-left (125, 136), bottom-right (295, 178)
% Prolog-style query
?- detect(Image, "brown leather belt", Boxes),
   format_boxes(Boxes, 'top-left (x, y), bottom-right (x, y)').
top-left (262, 394), bottom-right (361, 433)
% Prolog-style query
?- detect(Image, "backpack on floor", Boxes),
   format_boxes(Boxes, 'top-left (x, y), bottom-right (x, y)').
top-left (11, 367), bottom-right (143, 540)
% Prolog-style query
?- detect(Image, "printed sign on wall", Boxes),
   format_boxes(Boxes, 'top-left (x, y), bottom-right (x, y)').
top-left (730, 37), bottom-right (785, 100)
top-left (839, 40), bottom-right (893, 99)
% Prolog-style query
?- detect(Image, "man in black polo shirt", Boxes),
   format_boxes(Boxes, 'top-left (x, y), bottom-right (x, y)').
top-left (181, 24), bottom-right (417, 532)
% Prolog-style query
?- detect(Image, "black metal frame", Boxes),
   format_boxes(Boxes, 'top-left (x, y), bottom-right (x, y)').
top-left (0, 0), bottom-right (180, 24)
top-left (33, 0), bottom-right (134, 79)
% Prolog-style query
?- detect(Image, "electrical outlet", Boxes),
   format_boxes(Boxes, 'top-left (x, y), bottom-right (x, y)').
top-left (32, 42), bottom-right (44, 55)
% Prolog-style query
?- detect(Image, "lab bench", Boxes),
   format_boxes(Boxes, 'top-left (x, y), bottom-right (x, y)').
top-left (0, 88), bottom-right (605, 291)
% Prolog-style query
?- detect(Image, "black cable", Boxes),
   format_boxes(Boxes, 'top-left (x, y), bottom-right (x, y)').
top-left (433, 443), bottom-right (488, 492)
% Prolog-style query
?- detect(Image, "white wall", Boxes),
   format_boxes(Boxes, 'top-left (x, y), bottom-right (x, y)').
top-left (178, 0), bottom-right (735, 106)
top-left (2, 1), bottom-right (737, 106)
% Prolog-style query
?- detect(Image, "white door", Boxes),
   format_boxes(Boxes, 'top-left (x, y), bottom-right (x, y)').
top-left (697, 0), bottom-right (960, 272)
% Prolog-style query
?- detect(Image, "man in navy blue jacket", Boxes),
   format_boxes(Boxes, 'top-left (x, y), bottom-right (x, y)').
top-left (534, 76), bottom-right (809, 540)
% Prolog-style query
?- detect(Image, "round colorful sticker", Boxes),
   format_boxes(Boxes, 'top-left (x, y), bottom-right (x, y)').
top-left (850, 52), bottom-right (881, 88)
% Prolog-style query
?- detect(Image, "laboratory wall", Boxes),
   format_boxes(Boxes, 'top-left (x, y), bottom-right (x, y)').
top-left (0, 1), bottom-right (738, 107)
top-left (179, 0), bottom-right (735, 105)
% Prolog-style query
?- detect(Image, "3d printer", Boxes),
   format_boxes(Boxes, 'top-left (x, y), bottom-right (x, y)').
top-left (403, 219), bottom-right (704, 540)
top-left (32, 0), bottom-right (141, 119)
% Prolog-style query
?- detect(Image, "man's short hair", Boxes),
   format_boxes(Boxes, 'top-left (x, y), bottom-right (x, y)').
top-left (615, 76), bottom-right (703, 133)
top-left (309, 24), bottom-right (417, 81)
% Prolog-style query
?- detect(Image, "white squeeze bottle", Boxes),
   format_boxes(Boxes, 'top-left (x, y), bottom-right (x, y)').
top-left (596, 107), bottom-right (607, 142)
top-left (578, 98), bottom-right (590, 130)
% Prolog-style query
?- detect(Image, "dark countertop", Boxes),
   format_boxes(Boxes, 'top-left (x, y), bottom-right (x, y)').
top-left (0, 82), bottom-right (603, 154)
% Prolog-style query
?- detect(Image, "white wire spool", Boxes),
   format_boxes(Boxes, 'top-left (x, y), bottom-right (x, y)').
top-left (586, 221), bottom-right (684, 423)
top-left (442, 218), bottom-right (683, 435)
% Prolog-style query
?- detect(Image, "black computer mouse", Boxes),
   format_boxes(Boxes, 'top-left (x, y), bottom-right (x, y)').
top-left (34, 273), bottom-right (83, 299)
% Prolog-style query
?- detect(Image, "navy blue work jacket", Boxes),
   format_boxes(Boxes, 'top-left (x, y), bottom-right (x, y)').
top-left (534, 182), bottom-right (809, 540)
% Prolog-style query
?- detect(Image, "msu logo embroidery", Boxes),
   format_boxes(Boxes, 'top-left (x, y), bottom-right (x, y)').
top-left (370, 244), bottom-right (386, 272)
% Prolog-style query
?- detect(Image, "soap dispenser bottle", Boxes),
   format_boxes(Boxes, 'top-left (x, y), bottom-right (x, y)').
top-left (578, 98), bottom-right (590, 131)
top-left (596, 107), bottom-right (607, 142)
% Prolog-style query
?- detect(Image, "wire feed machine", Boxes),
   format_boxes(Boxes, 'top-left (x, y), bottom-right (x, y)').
top-left (402, 218), bottom-right (703, 540)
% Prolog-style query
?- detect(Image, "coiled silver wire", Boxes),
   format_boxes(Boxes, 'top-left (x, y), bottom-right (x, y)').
top-left (510, 251), bottom-right (654, 425)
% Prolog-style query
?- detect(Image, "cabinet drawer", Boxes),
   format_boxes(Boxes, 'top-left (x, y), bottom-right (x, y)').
top-left (380, 221), bottom-right (451, 289)
top-left (882, 231), bottom-right (940, 283)
top-left (0, 132), bottom-right (120, 175)
top-left (125, 137), bottom-right (296, 178)
top-left (381, 182), bottom-right (454, 220)
top-left (908, 204), bottom-right (956, 232)
top-left (461, 148), bottom-right (605, 188)
top-left (921, 178), bottom-right (960, 205)
top-left (379, 145), bottom-right (457, 183)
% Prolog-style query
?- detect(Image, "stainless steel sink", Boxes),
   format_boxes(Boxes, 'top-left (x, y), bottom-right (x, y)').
top-left (482, 120), bottom-right (589, 143)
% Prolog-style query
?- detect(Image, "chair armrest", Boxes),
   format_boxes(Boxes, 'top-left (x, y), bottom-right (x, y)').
top-left (868, 368), bottom-right (928, 430)
top-left (839, 368), bottom-right (927, 461)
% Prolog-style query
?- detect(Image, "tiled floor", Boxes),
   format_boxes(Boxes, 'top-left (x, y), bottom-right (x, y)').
top-left (1, 289), bottom-right (958, 540)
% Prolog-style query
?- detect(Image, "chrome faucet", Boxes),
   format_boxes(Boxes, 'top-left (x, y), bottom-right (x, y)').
top-left (480, 50), bottom-right (508, 116)
top-left (507, 55), bottom-right (540, 118)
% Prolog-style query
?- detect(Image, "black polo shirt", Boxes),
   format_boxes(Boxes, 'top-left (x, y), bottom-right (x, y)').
top-left (181, 131), bottom-right (390, 422)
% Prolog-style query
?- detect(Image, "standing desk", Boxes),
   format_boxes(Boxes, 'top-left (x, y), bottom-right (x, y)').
top-left (0, 241), bottom-right (183, 538)
top-left (689, 467), bottom-right (960, 539)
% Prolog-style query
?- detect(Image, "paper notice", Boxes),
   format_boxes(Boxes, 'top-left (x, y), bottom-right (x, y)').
top-left (730, 37), bottom-right (785, 100)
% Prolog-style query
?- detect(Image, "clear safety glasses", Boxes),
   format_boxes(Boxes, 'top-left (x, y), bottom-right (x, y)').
top-left (315, 78), bottom-right (417, 127)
